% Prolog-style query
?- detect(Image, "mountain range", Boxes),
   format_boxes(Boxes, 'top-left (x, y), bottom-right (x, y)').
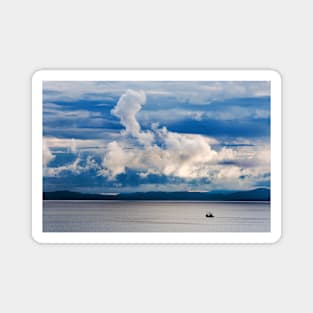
top-left (43, 188), bottom-right (270, 201)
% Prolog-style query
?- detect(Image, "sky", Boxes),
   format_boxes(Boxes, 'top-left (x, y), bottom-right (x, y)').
top-left (43, 81), bottom-right (270, 194)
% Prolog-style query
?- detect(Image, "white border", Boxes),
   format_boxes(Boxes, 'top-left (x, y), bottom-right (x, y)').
top-left (32, 70), bottom-right (282, 244)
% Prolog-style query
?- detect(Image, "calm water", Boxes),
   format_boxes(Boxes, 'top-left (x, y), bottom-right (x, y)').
top-left (43, 200), bottom-right (270, 232)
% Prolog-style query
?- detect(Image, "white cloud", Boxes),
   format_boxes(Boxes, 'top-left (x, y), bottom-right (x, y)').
top-left (138, 109), bottom-right (206, 124)
top-left (69, 138), bottom-right (77, 153)
top-left (43, 105), bottom-right (101, 121)
top-left (43, 137), bottom-right (105, 177)
top-left (100, 132), bottom-right (220, 180)
top-left (100, 130), bottom-right (270, 187)
top-left (45, 157), bottom-right (82, 177)
top-left (43, 139), bottom-right (55, 166)
top-left (44, 81), bottom-right (270, 104)
top-left (111, 89), bottom-right (145, 135)
top-left (205, 107), bottom-right (270, 120)
top-left (99, 141), bottom-right (133, 178)
top-left (198, 81), bottom-right (270, 101)
top-left (111, 89), bottom-right (154, 146)
top-left (44, 155), bottom-right (100, 177)
top-left (138, 106), bottom-right (270, 125)
top-left (216, 166), bottom-right (243, 181)
top-left (44, 137), bottom-right (106, 151)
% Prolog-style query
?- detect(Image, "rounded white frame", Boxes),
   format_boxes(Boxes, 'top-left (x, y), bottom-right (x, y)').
top-left (32, 70), bottom-right (281, 244)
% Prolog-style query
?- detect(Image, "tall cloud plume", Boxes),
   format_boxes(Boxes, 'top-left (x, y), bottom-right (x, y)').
top-left (111, 89), bottom-right (154, 145)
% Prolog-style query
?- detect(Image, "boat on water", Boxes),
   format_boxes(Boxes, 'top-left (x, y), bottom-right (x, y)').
top-left (205, 212), bottom-right (214, 218)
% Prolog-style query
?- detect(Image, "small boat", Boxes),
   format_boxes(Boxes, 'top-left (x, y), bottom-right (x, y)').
top-left (205, 212), bottom-right (214, 218)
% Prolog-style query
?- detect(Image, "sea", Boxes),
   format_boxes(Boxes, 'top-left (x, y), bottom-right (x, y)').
top-left (43, 200), bottom-right (270, 232)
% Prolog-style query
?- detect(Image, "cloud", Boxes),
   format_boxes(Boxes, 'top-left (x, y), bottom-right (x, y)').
top-left (100, 132), bottom-right (220, 180)
top-left (138, 108), bottom-right (270, 128)
top-left (45, 157), bottom-right (82, 177)
top-left (44, 155), bottom-right (100, 177)
top-left (138, 109), bottom-right (205, 125)
top-left (43, 139), bottom-right (55, 166)
top-left (197, 82), bottom-right (270, 101)
top-left (69, 138), bottom-right (77, 153)
top-left (43, 105), bottom-right (102, 121)
top-left (43, 81), bottom-right (270, 104)
top-left (43, 137), bottom-right (104, 177)
top-left (99, 141), bottom-right (132, 178)
top-left (43, 127), bottom-right (121, 141)
top-left (44, 137), bottom-right (106, 152)
top-left (43, 86), bottom-right (271, 191)
top-left (111, 89), bottom-right (154, 145)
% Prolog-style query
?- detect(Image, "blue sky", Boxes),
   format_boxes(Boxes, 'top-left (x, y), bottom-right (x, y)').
top-left (43, 81), bottom-right (270, 193)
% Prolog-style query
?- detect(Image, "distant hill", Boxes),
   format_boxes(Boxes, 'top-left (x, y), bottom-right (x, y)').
top-left (43, 188), bottom-right (270, 201)
top-left (223, 188), bottom-right (270, 201)
top-left (43, 190), bottom-right (117, 200)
